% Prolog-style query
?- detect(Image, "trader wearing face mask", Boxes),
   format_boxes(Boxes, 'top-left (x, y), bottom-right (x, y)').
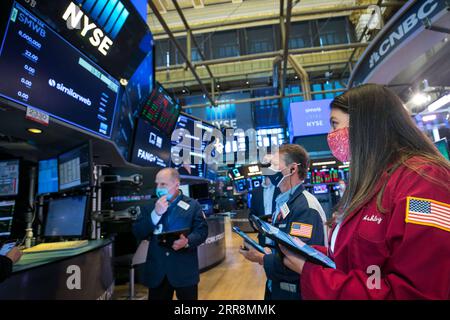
top-left (240, 144), bottom-right (328, 300)
top-left (132, 168), bottom-right (208, 300)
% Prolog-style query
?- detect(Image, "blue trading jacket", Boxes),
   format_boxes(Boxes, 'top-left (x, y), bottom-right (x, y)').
top-left (263, 184), bottom-right (327, 300)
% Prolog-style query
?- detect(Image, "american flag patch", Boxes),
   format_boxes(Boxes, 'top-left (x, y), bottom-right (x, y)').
top-left (406, 197), bottom-right (450, 232)
top-left (290, 222), bottom-right (313, 238)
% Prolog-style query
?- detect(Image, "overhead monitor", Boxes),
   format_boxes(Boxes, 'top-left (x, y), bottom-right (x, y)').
top-left (44, 195), bottom-right (88, 238)
top-left (289, 99), bottom-right (332, 137)
top-left (0, 1), bottom-right (120, 138)
top-left (38, 158), bottom-right (58, 195)
top-left (0, 200), bottom-right (15, 237)
top-left (130, 118), bottom-right (171, 168)
top-left (0, 160), bottom-right (19, 197)
top-left (58, 143), bottom-right (92, 191)
top-left (140, 83), bottom-right (181, 137)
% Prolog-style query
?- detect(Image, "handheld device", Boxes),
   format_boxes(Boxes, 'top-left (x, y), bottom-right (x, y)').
top-left (157, 228), bottom-right (190, 247)
top-left (250, 215), bottom-right (336, 269)
top-left (232, 226), bottom-right (266, 254)
top-left (0, 240), bottom-right (19, 256)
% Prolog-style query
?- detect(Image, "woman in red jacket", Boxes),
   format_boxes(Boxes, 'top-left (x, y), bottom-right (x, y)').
top-left (281, 83), bottom-right (450, 299)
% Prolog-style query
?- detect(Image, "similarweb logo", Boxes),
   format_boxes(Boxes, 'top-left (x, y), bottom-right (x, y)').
top-left (62, 0), bottom-right (129, 56)
top-left (48, 79), bottom-right (92, 106)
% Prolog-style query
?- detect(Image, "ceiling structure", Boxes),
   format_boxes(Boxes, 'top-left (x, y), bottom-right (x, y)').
top-left (147, 0), bottom-right (406, 107)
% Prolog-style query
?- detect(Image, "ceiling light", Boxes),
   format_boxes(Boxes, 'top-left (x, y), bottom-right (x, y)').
top-left (412, 93), bottom-right (430, 106)
top-left (422, 114), bottom-right (437, 122)
top-left (28, 128), bottom-right (42, 134)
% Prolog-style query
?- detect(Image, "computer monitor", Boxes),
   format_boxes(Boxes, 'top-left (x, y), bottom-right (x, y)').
top-left (198, 199), bottom-right (214, 217)
top-left (0, 201), bottom-right (15, 237)
top-left (189, 183), bottom-right (209, 200)
top-left (58, 143), bottom-right (92, 191)
top-left (234, 179), bottom-right (247, 193)
top-left (313, 184), bottom-right (329, 194)
top-left (435, 138), bottom-right (449, 161)
top-left (140, 83), bottom-right (181, 137)
top-left (179, 185), bottom-right (190, 197)
top-left (44, 195), bottom-right (88, 238)
top-left (0, 160), bottom-right (19, 196)
top-left (38, 158), bottom-right (59, 195)
top-left (130, 118), bottom-right (171, 168)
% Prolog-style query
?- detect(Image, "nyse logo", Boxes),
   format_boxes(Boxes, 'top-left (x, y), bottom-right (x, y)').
top-left (62, 0), bottom-right (129, 56)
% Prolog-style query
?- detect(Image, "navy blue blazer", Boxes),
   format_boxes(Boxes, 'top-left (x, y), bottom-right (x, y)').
top-left (132, 194), bottom-right (208, 288)
top-left (262, 184), bottom-right (326, 300)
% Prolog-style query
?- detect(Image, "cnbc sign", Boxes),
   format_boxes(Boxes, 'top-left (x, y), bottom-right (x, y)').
top-left (62, 0), bottom-right (130, 56)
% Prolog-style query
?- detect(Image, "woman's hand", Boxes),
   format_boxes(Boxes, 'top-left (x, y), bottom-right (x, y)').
top-left (279, 244), bottom-right (306, 274)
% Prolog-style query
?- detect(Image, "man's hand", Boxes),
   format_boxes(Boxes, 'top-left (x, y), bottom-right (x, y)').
top-left (172, 234), bottom-right (189, 251)
top-left (279, 244), bottom-right (306, 274)
top-left (6, 247), bottom-right (22, 264)
top-left (239, 243), bottom-right (269, 265)
top-left (155, 195), bottom-right (169, 216)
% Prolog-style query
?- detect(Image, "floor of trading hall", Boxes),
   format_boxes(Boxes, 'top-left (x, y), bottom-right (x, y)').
top-left (113, 218), bottom-right (266, 300)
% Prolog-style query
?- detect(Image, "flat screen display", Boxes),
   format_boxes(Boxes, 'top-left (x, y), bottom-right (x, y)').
top-left (58, 143), bottom-right (92, 191)
top-left (179, 184), bottom-right (190, 197)
top-left (171, 114), bottom-right (217, 178)
top-left (234, 179), bottom-right (247, 193)
top-left (140, 83), bottom-right (180, 137)
top-left (38, 158), bottom-right (58, 195)
top-left (435, 138), bottom-right (449, 161)
top-left (0, 2), bottom-right (120, 138)
top-left (189, 183), bottom-right (209, 200)
top-left (44, 195), bottom-right (87, 238)
top-left (0, 160), bottom-right (19, 196)
top-left (113, 51), bottom-right (154, 160)
top-left (198, 199), bottom-right (214, 216)
top-left (130, 119), bottom-right (171, 168)
top-left (313, 184), bottom-right (328, 194)
top-left (289, 99), bottom-right (332, 137)
top-left (0, 201), bottom-right (15, 237)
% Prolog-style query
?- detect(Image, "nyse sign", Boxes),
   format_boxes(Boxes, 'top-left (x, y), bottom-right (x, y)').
top-left (289, 99), bottom-right (332, 137)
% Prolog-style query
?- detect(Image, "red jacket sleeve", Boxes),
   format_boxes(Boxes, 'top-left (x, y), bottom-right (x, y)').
top-left (311, 245), bottom-right (328, 256)
top-left (301, 163), bottom-right (450, 300)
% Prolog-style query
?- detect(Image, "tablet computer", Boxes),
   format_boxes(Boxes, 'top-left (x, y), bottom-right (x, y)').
top-left (157, 228), bottom-right (190, 247)
top-left (232, 226), bottom-right (266, 254)
top-left (250, 215), bottom-right (336, 269)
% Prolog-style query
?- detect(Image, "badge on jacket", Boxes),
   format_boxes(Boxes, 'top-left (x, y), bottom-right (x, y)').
top-left (177, 200), bottom-right (190, 211)
top-left (290, 222), bottom-right (313, 239)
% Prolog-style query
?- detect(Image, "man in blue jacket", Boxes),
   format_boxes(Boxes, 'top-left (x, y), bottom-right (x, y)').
top-left (240, 144), bottom-right (328, 300)
top-left (132, 168), bottom-right (208, 300)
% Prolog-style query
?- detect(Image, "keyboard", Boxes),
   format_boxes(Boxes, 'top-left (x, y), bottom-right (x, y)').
top-left (23, 240), bottom-right (89, 253)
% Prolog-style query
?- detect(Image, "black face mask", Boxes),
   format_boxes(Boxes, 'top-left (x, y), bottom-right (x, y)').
top-left (261, 167), bottom-right (285, 188)
top-left (261, 163), bottom-right (301, 188)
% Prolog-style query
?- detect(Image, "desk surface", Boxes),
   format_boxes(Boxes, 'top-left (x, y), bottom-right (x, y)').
top-left (14, 239), bottom-right (112, 273)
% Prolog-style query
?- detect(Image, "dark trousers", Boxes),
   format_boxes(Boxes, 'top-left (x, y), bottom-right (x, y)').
top-left (148, 277), bottom-right (198, 300)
